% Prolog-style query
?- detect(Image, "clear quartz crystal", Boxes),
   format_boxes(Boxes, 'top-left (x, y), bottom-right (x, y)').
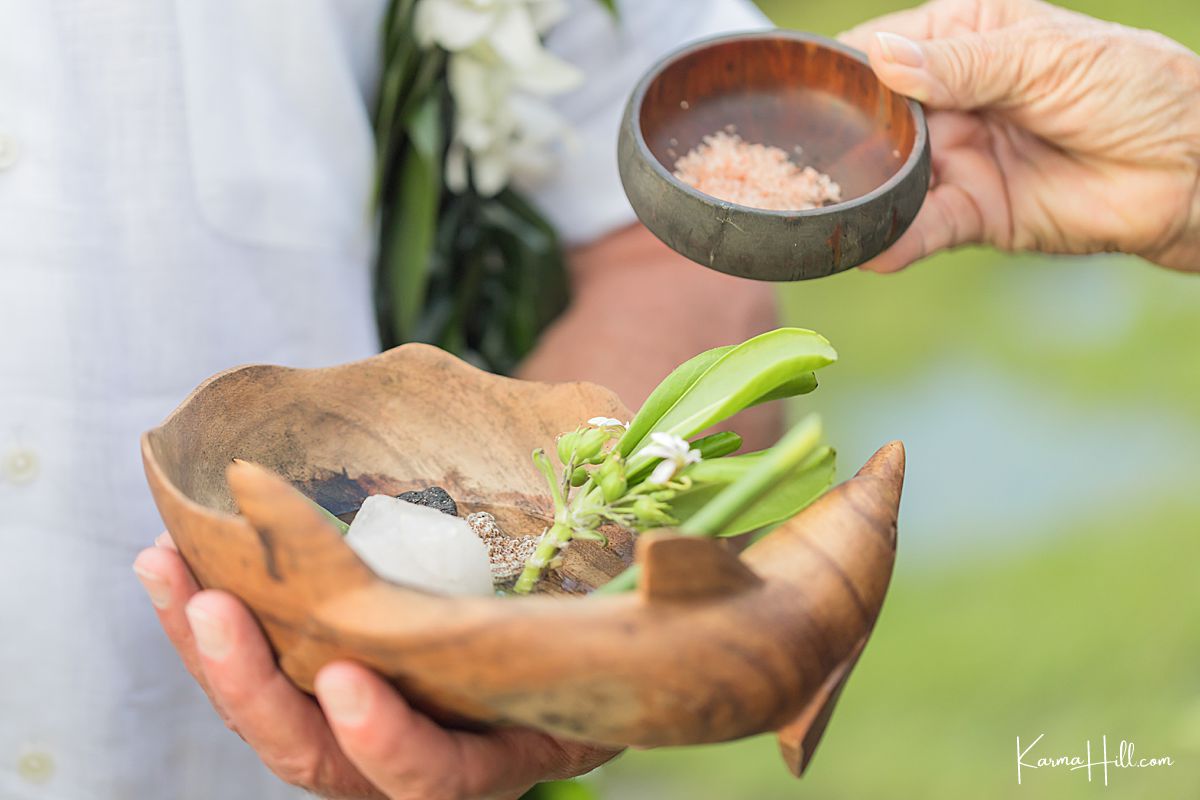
top-left (345, 496), bottom-right (494, 596)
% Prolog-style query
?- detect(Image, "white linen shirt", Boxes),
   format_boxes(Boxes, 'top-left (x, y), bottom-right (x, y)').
top-left (0, 1), bottom-right (766, 798)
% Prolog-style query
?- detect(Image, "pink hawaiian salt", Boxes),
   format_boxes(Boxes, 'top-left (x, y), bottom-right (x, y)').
top-left (672, 129), bottom-right (842, 211)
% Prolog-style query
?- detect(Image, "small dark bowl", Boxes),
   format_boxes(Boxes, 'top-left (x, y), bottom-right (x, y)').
top-left (619, 30), bottom-right (930, 281)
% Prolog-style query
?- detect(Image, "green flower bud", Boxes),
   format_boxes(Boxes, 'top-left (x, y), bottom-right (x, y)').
top-left (575, 427), bottom-right (609, 463)
top-left (600, 471), bottom-right (628, 503)
top-left (571, 466), bottom-right (590, 487)
top-left (692, 430), bottom-right (743, 460)
top-left (632, 496), bottom-right (673, 527)
top-left (556, 431), bottom-right (581, 464)
top-left (595, 454), bottom-right (626, 483)
top-left (573, 528), bottom-right (608, 545)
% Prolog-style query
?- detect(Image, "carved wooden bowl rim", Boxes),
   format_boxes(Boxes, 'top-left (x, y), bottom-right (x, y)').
top-left (142, 343), bottom-right (639, 600)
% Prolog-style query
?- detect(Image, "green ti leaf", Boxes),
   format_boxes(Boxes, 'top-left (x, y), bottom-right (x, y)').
top-left (382, 93), bottom-right (443, 344)
top-left (668, 445), bottom-right (835, 537)
top-left (618, 329), bottom-right (834, 461)
top-left (679, 415), bottom-right (826, 537)
top-left (595, 415), bottom-right (832, 594)
top-left (617, 345), bottom-right (732, 458)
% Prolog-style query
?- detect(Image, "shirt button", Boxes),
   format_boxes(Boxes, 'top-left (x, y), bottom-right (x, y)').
top-left (17, 750), bottom-right (55, 784)
top-left (0, 134), bottom-right (19, 170)
top-left (3, 448), bottom-right (39, 484)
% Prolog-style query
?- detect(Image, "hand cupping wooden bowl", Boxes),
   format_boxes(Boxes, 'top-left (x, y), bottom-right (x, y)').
top-left (141, 344), bottom-right (904, 776)
top-left (619, 30), bottom-right (931, 281)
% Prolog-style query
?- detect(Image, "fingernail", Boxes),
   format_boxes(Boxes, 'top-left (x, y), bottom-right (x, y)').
top-left (186, 603), bottom-right (231, 661)
top-left (133, 562), bottom-right (170, 609)
top-left (316, 670), bottom-right (369, 726)
top-left (155, 532), bottom-right (177, 550)
top-left (875, 32), bottom-right (925, 68)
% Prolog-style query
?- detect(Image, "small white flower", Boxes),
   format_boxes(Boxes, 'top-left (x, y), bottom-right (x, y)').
top-left (642, 432), bottom-right (702, 484)
top-left (588, 416), bottom-right (629, 430)
top-left (648, 460), bottom-right (679, 485)
top-left (641, 432), bottom-right (694, 460)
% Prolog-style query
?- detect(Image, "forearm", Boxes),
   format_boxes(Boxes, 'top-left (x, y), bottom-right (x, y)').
top-left (518, 224), bottom-right (783, 450)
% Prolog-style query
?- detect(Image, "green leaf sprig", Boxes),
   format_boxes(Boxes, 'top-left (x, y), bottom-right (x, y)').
top-left (513, 328), bottom-right (839, 594)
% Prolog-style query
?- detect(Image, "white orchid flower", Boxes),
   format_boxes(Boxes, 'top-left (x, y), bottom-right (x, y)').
top-left (587, 416), bottom-right (629, 430)
top-left (445, 52), bottom-right (577, 195)
top-left (416, 0), bottom-right (570, 52)
top-left (416, 0), bottom-right (582, 196)
top-left (420, 0), bottom-right (580, 83)
top-left (414, 0), bottom-right (494, 51)
top-left (642, 432), bottom-right (702, 484)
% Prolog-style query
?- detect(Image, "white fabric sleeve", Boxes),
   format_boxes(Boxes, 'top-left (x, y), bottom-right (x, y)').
top-left (526, 0), bottom-right (772, 246)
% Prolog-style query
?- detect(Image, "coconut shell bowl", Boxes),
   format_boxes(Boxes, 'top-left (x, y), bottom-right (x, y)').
top-left (142, 344), bottom-right (904, 776)
top-left (619, 30), bottom-right (931, 281)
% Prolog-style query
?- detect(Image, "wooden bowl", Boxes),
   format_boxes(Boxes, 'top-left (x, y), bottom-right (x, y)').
top-left (619, 30), bottom-right (931, 281)
top-left (141, 344), bottom-right (904, 776)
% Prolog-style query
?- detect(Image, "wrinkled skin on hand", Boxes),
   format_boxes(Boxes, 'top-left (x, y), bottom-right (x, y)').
top-left (840, 0), bottom-right (1200, 272)
top-left (134, 535), bottom-right (619, 800)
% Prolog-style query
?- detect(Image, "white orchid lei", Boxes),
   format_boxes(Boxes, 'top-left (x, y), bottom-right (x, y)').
top-left (416, 0), bottom-right (585, 195)
top-left (375, 0), bottom-right (614, 372)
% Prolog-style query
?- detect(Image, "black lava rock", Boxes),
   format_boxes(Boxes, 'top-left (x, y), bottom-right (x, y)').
top-left (395, 486), bottom-right (459, 517)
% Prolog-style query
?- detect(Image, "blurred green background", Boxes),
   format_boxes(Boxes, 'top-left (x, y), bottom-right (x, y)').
top-left (570, 1), bottom-right (1200, 798)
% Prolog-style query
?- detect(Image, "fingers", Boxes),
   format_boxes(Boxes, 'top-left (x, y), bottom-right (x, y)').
top-left (135, 540), bottom-right (380, 797)
top-left (858, 109), bottom-right (996, 272)
top-left (867, 26), bottom-right (1038, 110)
top-left (843, 0), bottom-right (1073, 111)
top-left (859, 181), bottom-right (984, 272)
top-left (135, 539), bottom-right (616, 799)
top-left (316, 662), bottom-right (617, 800)
top-left (185, 591), bottom-right (379, 798)
top-left (316, 663), bottom-right (472, 800)
top-left (133, 535), bottom-right (208, 687)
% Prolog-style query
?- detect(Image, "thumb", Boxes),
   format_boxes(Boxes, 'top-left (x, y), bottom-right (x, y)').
top-left (868, 29), bottom-right (1028, 110)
